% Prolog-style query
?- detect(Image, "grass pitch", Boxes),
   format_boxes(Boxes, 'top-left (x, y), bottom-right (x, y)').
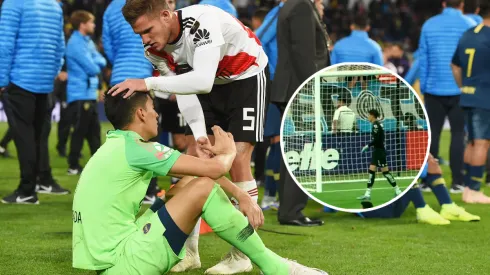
top-left (0, 123), bottom-right (489, 275)
top-left (310, 177), bottom-right (413, 209)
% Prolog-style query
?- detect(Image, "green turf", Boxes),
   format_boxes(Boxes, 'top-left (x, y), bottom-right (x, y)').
top-left (310, 178), bottom-right (413, 209)
top-left (1, 122), bottom-right (489, 275)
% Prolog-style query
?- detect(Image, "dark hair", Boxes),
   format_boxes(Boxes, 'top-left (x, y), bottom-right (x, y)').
top-left (368, 109), bottom-right (380, 118)
top-left (353, 14), bottom-right (370, 29)
top-left (445, 0), bottom-right (464, 8)
top-left (122, 0), bottom-right (169, 26)
top-left (464, 0), bottom-right (480, 14)
top-left (480, 1), bottom-right (490, 18)
top-left (253, 8), bottom-right (269, 22)
top-left (104, 90), bottom-right (150, 130)
top-left (70, 10), bottom-right (95, 30)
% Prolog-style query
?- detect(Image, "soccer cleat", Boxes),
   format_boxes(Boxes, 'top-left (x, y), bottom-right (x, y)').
top-left (357, 195), bottom-right (371, 201)
top-left (0, 146), bottom-right (11, 158)
top-left (170, 249), bottom-right (201, 272)
top-left (67, 167), bottom-right (83, 176)
top-left (394, 187), bottom-right (402, 196)
top-left (142, 195), bottom-right (156, 205)
top-left (416, 205), bottom-right (450, 225)
top-left (285, 259), bottom-right (328, 274)
top-left (1, 191), bottom-right (39, 205)
top-left (419, 183), bottom-right (431, 193)
top-left (37, 182), bottom-right (70, 195)
top-left (440, 203), bottom-right (480, 222)
top-left (260, 196), bottom-right (279, 211)
top-left (462, 187), bottom-right (490, 204)
top-left (449, 184), bottom-right (464, 194)
top-left (205, 247), bottom-right (253, 274)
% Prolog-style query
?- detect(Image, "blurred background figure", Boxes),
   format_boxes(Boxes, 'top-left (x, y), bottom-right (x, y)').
top-left (66, 10), bottom-right (106, 176)
top-left (0, 0), bottom-right (68, 204)
top-left (418, 0), bottom-right (476, 194)
top-left (331, 14), bottom-right (383, 66)
top-left (199, 0), bottom-right (237, 17)
top-left (464, 0), bottom-right (483, 24)
top-left (102, 0), bottom-right (160, 204)
top-left (272, 0), bottom-right (330, 226)
top-left (254, 3), bottom-right (284, 210)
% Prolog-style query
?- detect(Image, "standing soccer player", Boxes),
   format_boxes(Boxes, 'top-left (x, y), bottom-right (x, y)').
top-left (108, 1), bottom-right (269, 273)
top-left (358, 109), bottom-right (401, 200)
top-left (451, 3), bottom-right (490, 204)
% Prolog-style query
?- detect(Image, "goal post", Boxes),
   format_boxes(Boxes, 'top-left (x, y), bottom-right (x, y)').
top-left (283, 64), bottom-right (429, 193)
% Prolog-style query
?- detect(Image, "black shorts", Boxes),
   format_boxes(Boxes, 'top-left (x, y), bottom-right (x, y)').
top-left (185, 67), bottom-right (270, 143)
top-left (156, 98), bottom-right (186, 134)
top-left (371, 148), bottom-right (387, 167)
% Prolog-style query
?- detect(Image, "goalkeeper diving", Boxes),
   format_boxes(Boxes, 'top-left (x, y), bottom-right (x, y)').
top-left (71, 91), bottom-right (327, 274)
top-left (358, 109), bottom-right (401, 201)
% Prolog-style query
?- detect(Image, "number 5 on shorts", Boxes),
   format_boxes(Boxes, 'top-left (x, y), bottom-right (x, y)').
top-left (243, 108), bottom-right (255, 131)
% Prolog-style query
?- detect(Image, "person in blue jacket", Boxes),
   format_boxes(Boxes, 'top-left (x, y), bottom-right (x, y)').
top-left (66, 10), bottom-right (106, 175)
top-left (199, 0), bottom-right (238, 18)
top-left (0, 0), bottom-right (69, 204)
top-left (418, 0), bottom-right (476, 194)
top-left (331, 14), bottom-right (383, 66)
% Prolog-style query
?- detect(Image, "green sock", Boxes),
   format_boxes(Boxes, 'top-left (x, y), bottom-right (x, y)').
top-left (201, 184), bottom-right (289, 275)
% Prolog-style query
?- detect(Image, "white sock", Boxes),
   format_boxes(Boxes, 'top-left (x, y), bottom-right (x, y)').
top-left (186, 218), bottom-right (201, 255)
top-left (233, 180), bottom-right (259, 210)
top-left (365, 188), bottom-right (371, 196)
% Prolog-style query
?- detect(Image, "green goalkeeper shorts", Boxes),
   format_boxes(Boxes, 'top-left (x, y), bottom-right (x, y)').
top-left (370, 148), bottom-right (387, 168)
top-left (98, 213), bottom-right (185, 275)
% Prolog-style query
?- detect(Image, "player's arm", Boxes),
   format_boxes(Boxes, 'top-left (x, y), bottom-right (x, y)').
top-left (102, 12), bottom-right (115, 65)
top-left (418, 24), bottom-right (429, 92)
top-left (127, 126), bottom-right (235, 180)
top-left (451, 41), bottom-right (463, 88)
top-left (0, 0), bottom-right (23, 88)
top-left (143, 46), bottom-right (220, 95)
top-left (373, 44), bottom-right (384, 66)
top-left (176, 94), bottom-right (207, 140)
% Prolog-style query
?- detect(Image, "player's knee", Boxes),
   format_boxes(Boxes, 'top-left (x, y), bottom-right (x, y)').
top-left (189, 177), bottom-right (216, 203)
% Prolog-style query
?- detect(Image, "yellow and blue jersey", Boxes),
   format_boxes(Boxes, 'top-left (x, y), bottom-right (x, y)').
top-left (452, 24), bottom-right (490, 110)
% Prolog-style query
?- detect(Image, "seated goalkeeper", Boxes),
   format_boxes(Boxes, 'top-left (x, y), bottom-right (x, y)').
top-left (360, 154), bottom-right (480, 225)
top-left (72, 91), bottom-right (326, 275)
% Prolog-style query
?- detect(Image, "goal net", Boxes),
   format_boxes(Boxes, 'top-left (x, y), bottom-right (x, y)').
top-left (282, 64), bottom-right (429, 193)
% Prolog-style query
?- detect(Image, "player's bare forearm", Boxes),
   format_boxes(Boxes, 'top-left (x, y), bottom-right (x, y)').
top-left (215, 177), bottom-right (248, 200)
top-left (169, 154), bottom-right (231, 179)
top-left (451, 63), bottom-right (463, 88)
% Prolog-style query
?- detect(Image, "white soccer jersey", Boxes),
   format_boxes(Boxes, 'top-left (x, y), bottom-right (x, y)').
top-left (146, 5), bottom-right (268, 85)
top-left (332, 106), bottom-right (356, 133)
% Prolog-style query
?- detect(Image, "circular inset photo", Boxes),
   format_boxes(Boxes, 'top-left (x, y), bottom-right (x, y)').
top-left (280, 62), bottom-right (430, 212)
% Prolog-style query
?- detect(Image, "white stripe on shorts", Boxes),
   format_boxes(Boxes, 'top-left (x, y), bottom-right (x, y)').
top-left (255, 70), bottom-right (266, 142)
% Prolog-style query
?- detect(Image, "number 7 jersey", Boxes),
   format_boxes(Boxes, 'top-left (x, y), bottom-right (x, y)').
top-left (145, 4), bottom-right (268, 85)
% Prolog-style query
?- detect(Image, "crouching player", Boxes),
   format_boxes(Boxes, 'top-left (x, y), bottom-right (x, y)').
top-left (360, 154), bottom-right (480, 225)
top-left (72, 91), bottom-right (327, 275)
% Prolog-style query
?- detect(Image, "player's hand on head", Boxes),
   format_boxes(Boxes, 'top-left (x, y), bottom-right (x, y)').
top-left (237, 193), bottom-right (264, 229)
top-left (107, 79), bottom-right (148, 98)
top-left (200, 126), bottom-right (236, 156)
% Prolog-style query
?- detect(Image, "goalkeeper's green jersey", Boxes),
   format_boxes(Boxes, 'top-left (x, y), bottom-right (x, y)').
top-left (72, 130), bottom-right (181, 270)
